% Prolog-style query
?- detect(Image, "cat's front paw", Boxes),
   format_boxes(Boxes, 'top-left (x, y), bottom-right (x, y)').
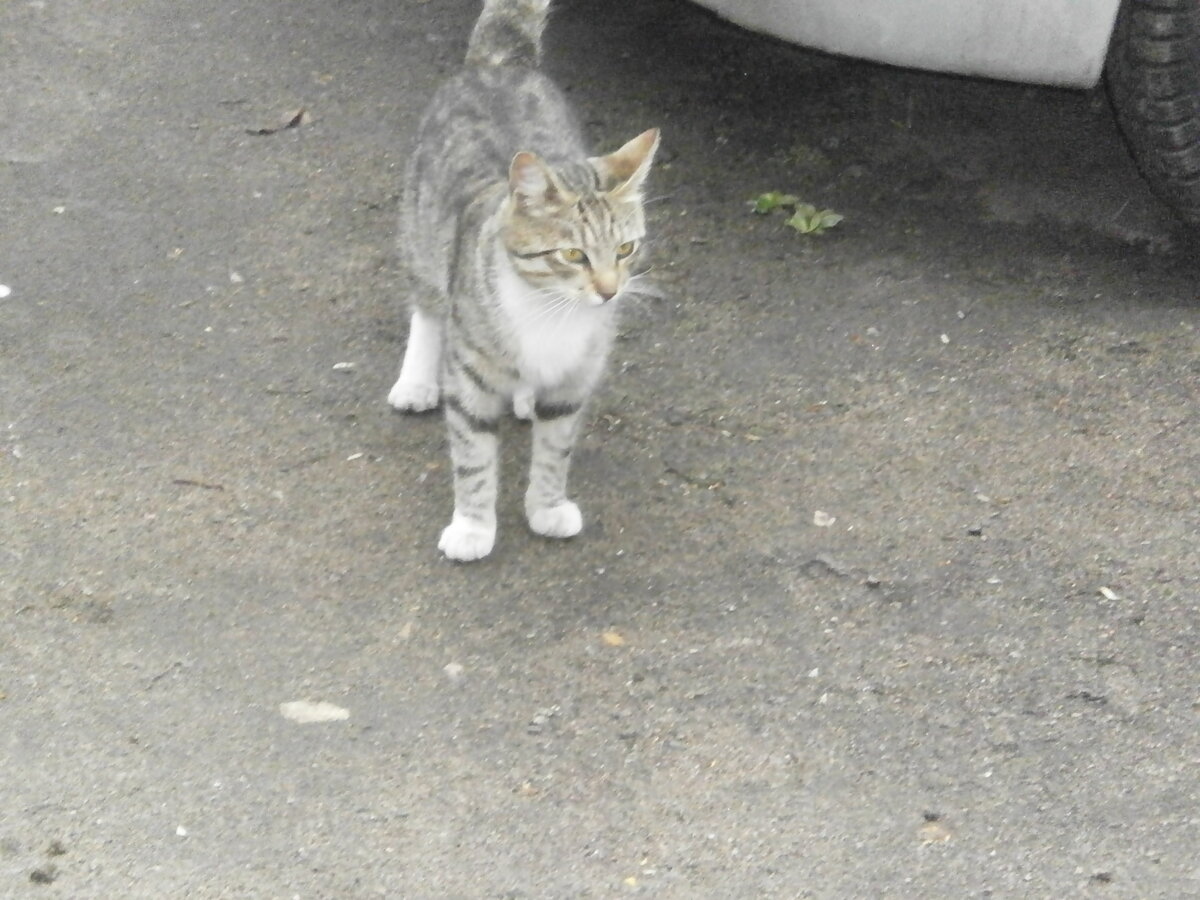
top-left (527, 501), bottom-right (582, 539)
top-left (438, 515), bottom-right (496, 561)
top-left (388, 377), bottom-right (440, 412)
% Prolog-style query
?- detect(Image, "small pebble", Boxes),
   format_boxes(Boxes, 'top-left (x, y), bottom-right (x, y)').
top-left (279, 700), bottom-right (351, 723)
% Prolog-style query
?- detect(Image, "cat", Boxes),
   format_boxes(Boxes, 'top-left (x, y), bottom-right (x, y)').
top-left (387, 0), bottom-right (660, 561)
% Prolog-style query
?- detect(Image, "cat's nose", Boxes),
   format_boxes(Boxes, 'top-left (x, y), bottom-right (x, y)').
top-left (594, 274), bottom-right (618, 302)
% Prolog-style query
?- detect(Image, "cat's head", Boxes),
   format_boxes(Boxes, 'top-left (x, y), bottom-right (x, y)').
top-left (501, 128), bottom-right (660, 307)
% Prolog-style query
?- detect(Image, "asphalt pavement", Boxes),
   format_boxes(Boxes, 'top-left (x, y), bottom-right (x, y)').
top-left (2, 0), bottom-right (1198, 897)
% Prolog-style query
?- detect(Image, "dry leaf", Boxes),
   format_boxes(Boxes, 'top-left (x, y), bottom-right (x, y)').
top-left (247, 107), bottom-right (308, 136)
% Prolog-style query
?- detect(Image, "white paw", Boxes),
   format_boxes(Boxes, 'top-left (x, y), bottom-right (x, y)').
top-left (527, 501), bottom-right (582, 539)
top-left (438, 515), bottom-right (496, 561)
top-left (388, 378), bottom-right (439, 412)
top-left (513, 385), bottom-right (535, 421)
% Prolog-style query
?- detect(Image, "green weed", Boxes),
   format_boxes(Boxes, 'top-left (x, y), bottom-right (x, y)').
top-left (749, 192), bottom-right (844, 236)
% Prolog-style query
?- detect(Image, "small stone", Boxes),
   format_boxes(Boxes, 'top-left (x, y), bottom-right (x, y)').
top-left (919, 820), bottom-right (952, 843)
top-left (967, 524), bottom-right (984, 536)
top-left (279, 700), bottom-right (351, 723)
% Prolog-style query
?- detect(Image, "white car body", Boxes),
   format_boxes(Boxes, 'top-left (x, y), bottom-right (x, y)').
top-left (690, 0), bottom-right (1124, 88)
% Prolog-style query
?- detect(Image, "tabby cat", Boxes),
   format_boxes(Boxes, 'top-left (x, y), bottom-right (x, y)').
top-left (388, 0), bottom-right (660, 561)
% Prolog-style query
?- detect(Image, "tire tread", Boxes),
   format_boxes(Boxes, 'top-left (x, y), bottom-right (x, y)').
top-left (1106, 0), bottom-right (1200, 222)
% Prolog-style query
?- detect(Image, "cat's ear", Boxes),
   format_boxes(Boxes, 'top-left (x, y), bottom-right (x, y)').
top-left (509, 151), bottom-right (574, 212)
top-left (591, 128), bottom-right (660, 196)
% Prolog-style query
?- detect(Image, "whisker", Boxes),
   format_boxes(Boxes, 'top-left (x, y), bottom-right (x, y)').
top-left (624, 271), bottom-right (666, 300)
top-left (516, 291), bottom-right (578, 328)
top-left (550, 295), bottom-right (581, 327)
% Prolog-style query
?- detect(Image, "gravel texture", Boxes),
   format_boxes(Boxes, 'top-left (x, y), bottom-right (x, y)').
top-left (1, 0), bottom-right (1198, 897)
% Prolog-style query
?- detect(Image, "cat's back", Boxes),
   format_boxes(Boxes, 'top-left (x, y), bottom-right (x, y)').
top-left (408, 64), bottom-right (585, 215)
top-left (428, 64), bottom-right (583, 164)
top-left (401, 64), bottom-right (585, 295)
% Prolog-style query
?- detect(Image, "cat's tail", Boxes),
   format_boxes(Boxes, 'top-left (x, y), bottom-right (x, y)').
top-left (465, 0), bottom-right (552, 67)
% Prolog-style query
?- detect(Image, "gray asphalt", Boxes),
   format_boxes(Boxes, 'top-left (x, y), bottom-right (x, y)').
top-left (2, 0), bottom-right (1198, 897)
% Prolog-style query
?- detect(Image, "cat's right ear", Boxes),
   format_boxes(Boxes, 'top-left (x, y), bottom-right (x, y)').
top-left (509, 152), bottom-right (573, 212)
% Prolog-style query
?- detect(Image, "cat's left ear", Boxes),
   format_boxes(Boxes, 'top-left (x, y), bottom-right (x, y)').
top-left (591, 128), bottom-right (660, 197)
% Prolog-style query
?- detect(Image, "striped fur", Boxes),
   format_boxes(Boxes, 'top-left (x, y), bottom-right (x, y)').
top-left (388, 0), bottom-right (659, 561)
top-left (465, 0), bottom-right (552, 67)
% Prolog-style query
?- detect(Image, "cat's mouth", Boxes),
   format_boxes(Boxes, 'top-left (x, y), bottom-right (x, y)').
top-left (583, 285), bottom-right (624, 307)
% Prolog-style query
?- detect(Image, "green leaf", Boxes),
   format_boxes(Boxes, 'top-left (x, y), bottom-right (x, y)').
top-left (785, 205), bottom-right (844, 235)
top-left (749, 191), bottom-right (800, 215)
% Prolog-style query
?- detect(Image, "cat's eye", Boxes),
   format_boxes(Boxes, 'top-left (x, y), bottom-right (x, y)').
top-left (615, 241), bottom-right (637, 259)
top-left (559, 248), bottom-right (588, 265)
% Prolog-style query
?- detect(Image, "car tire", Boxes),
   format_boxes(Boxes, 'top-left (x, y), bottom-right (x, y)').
top-left (1106, 0), bottom-right (1200, 224)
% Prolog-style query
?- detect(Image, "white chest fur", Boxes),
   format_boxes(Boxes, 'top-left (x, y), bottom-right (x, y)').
top-left (494, 256), bottom-right (612, 389)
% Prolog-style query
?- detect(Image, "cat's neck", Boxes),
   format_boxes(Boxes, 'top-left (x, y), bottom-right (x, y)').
top-left (489, 242), bottom-right (615, 389)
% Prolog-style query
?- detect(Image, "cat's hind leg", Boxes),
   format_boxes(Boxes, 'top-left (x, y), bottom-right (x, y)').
top-left (388, 308), bottom-right (442, 412)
